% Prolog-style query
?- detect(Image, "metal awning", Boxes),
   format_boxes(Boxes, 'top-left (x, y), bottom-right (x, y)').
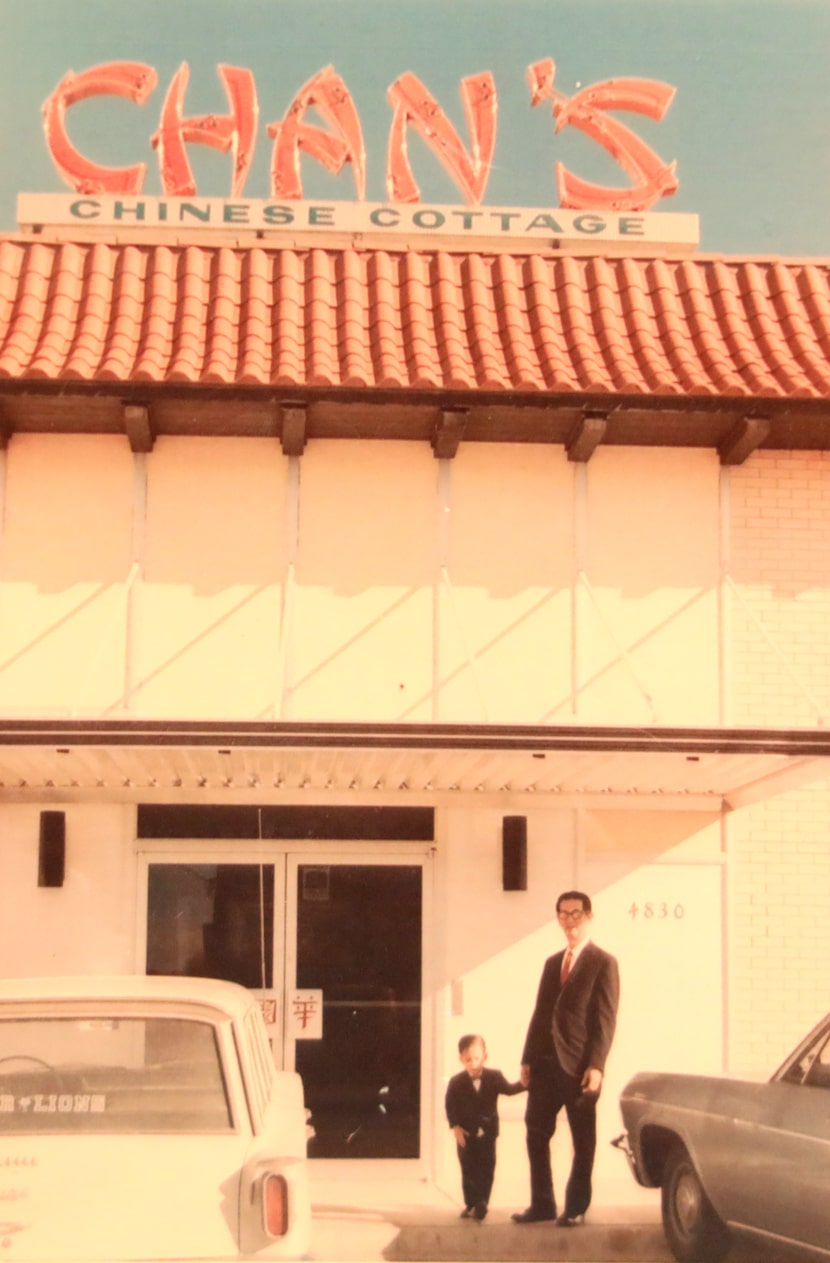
top-left (0, 720), bottom-right (828, 811)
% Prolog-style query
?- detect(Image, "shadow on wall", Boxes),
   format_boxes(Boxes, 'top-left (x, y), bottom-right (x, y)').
top-left (436, 807), bottom-right (725, 1184)
top-left (437, 807), bottom-right (719, 984)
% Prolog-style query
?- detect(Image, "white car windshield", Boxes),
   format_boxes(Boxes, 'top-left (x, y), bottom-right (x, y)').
top-left (0, 1015), bottom-right (233, 1133)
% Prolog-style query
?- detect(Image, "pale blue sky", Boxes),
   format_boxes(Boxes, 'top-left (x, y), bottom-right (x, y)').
top-left (0, 0), bottom-right (827, 254)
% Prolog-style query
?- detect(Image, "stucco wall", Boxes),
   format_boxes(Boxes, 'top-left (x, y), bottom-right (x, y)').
top-left (0, 435), bottom-right (723, 726)
top-left (0, 803), bottom-right (137, 975)
top-left (0, 791), bottom-right (726, 1204)
top-left (138, 437), bottom-right (289, 717)
top-left (287, 441), bottom-right (435, 720)
top-left (2, 433), bottom-right (830, 1176)
top-left (575, 447), bottom-right (720, 724)
top-left (432, 803), bottom-right (724, 1204)
top-left (0, 435), bottom-right (134, 714)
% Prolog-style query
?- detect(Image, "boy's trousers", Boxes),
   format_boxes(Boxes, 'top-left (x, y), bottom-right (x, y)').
top-left (458, 1133), bottom-right (497, 1208)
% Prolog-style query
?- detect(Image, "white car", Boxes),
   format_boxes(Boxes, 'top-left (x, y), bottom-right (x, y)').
top-left (0, 975), bottom-right (311, 1261)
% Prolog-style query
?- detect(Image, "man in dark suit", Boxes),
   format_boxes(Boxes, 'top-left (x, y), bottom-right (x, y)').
top-left (512, 890), bottom-right (620, 1227)
top-left (446, 1034), bottom-right (525, 1220)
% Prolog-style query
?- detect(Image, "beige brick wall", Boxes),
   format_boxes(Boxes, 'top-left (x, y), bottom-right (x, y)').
top-left (728, 452), bottom-right (830, 1073)
top-left (728, 785), bottom-right (830, 1074)
top-left (729, 451), bottom-right (830, 727)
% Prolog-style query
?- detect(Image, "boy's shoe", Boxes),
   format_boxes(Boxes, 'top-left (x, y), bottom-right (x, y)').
top-left (459, 1208), bottom-right (473, 1219)
top-left (473, 1203), bottom-right (488, 1220)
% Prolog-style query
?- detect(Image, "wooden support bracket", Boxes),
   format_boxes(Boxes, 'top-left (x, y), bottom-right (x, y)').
top-left (566, 412), bottom-right (608, 463)
top-left (0, 401), bottom-right (10, 449)
top-left (280, 403), bottom-right (308, 456)
top-left (432, 407), bottom-right (468, 460)
top-left (718, 417), bottom-right (771, 466)
top-left (124, 403), bottom-right (154, 453)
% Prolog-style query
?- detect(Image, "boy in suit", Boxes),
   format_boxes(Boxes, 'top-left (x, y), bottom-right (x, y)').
top-left (445, 1033), bottom-right (525, 1221)
top-left (512, 890), bottom-right (620, 1227)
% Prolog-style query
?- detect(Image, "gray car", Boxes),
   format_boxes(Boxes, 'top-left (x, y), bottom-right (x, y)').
top-left (616, 1012), bottom-right (830, 1262)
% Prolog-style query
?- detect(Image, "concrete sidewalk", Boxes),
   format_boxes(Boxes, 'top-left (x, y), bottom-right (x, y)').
top-left (308, 1178), bottom-right (670, 1262)
top-left (307, 1178), bottom-right (806, 1262)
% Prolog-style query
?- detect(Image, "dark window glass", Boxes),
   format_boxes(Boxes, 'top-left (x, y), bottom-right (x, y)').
top-left (146, 864), bottom-right (274, 989)
top-left (138, 804), bottom-right (433, 840)
top-left (295, 865), bottom-right (422, 1159)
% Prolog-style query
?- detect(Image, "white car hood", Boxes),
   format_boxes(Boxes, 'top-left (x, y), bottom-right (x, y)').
top-left (0, 1134), bottom-right (241, 1260)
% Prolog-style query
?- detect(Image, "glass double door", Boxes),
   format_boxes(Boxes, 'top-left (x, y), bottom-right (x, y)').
top-left (143, 851), bottom-right (424, 1161)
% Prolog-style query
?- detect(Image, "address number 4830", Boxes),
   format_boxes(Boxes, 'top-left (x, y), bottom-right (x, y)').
top-left (628, 902), bottom-right (685, 920)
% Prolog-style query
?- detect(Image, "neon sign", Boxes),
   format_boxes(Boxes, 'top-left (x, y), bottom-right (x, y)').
top-left (42, 60), bottom-right (679, 212)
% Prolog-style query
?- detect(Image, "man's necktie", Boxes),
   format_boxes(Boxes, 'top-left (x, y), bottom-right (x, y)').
top-left (561, 949), bottom-right (573, 982)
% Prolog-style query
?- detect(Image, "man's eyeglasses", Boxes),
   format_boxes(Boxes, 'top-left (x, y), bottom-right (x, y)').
top-left (557, 909), bottom-right (585, 922)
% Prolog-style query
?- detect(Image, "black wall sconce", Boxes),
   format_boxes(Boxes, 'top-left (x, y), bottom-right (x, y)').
top-left (38, 811), bottom-right (66, 887)
top-left (502, 815), bottom-right (527, 891)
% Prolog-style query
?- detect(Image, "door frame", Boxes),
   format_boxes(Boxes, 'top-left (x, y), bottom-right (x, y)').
top-left (135, 837), bottom-right (436, 1178)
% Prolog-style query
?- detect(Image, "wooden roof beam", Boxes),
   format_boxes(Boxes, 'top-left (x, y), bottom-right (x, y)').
top-left (280, 402), bottom-right (308, 456)
top-left (432, 407), bottom-right (468, 460)
top-left (124, 403), bottom-right (154, 453)
top-left (567, 410), bottom-right (608, 462)
top-left (718, 416), bottom-right (771, 465)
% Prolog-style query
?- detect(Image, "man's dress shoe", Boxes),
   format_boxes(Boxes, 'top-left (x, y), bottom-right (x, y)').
top-left (511, 1207), bottom-right (556, 1223)
top-left (556, 1213), bottom-right (585, 1227)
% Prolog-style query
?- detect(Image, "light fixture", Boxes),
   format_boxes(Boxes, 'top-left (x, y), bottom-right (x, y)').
top-left (502, 816), bottom-right (528, 891)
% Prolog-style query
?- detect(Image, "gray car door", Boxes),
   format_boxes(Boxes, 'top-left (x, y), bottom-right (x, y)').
top-left (724, 1029), bottom-right (830, 1251)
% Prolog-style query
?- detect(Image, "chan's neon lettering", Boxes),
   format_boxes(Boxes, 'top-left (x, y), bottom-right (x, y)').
top-left (43, 59), bottom-right (680, 211)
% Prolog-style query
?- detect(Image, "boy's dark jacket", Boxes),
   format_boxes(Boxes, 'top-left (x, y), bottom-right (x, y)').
top-left (445, 1067), bottom-right (525, 1140)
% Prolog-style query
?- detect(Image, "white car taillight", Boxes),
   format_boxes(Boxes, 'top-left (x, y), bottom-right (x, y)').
top-left (262, 1173), bottom-right (289, 1238)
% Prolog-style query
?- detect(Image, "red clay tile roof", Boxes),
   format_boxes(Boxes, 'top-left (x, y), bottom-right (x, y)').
top-left (1, 238), bottom-right (829, 400)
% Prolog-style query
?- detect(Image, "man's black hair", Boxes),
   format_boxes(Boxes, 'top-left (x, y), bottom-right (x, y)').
top-left (556, 890), bottom-right (592, 914)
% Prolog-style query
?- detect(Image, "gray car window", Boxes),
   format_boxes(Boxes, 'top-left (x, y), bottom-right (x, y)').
top-left (782, 1027), bottom-right (830, 1088)
top-left (803, 1031), bottom-right (830, 1088)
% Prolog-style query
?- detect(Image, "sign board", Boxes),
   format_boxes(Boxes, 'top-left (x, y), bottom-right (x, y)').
top-left (288, 989), bottom-right (323, 1040)
top-left (17, 193), bottom-right (700, 252)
